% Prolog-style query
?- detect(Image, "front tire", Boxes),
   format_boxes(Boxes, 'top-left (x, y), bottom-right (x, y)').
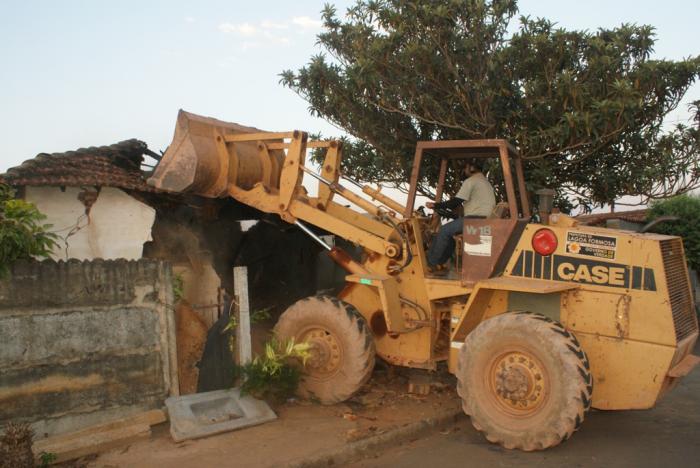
top-left (457, 312), bottom-right (593, 451)
top-left (274, 295), bottom-right (375, 404)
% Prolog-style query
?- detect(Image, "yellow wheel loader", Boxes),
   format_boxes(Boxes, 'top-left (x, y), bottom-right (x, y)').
top-left (149, 110), bottom-right (699, 451)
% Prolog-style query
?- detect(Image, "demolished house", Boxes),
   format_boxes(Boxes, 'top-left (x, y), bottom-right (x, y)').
top-left (575, 208), bottom-right (649, 231)
top-left (0, 134), bottom-right (340, 449)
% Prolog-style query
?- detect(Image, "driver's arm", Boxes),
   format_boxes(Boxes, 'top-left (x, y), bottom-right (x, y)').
top-left (432, 197), bottom-right (464, 210)
top-left (429, 178), bottom-right (470, 210)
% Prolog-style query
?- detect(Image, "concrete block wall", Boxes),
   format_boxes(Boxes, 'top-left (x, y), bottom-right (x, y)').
top-left (0, 259), bottom-right (178, 438)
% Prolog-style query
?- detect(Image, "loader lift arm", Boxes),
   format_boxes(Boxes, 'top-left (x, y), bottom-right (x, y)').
top-left (148, 110), bottom-right (416, 277)
top-left (217, 130), bottom-right (406, 261)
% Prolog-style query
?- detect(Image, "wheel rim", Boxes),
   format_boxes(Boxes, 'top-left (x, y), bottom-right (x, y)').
top-left (299, 326), bottom-right (343, 379)
top-left (487, 348), bottom-right (549, 417)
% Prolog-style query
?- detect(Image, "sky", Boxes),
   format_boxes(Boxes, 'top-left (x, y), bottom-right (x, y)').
top-left (1, 0), bottom-right (698, 176)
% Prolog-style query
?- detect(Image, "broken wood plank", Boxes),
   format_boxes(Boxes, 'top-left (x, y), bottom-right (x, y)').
top-left (34, 423), bottom-right (150, 464)
top-left (32, 409), bottom-right (166, 463)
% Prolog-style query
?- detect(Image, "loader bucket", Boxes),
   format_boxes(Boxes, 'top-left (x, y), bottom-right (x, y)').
top-left (147, 110), bottom-right (285, 197)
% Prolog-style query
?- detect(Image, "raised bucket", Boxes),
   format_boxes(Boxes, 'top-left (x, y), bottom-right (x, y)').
top-left (148, 110), bottom-right (285, 197)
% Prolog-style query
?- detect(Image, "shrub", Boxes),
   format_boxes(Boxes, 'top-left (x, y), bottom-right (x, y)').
top-left (647, 194), bottom-right (700, 271)
top-left (238, 338), bottom-right (311, 403)
top-left (0, 184), bottom-right (57, 275)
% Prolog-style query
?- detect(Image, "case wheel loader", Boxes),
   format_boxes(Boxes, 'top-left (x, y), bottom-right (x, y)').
top-left (148, 110), bottom-right (699, 451)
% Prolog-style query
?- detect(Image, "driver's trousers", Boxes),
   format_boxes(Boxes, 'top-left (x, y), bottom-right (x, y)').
top-left (427, 216), bottom-right (486, 267)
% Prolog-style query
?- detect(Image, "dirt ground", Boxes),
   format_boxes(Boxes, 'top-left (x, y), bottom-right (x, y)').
top-left (90, 363), bottom-right (461, 468)
top-left (350, 346), bottom-right (700, 468)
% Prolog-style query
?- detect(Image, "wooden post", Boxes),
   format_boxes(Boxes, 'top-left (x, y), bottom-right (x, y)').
top-left (234, 266), bottom-right (252, 365)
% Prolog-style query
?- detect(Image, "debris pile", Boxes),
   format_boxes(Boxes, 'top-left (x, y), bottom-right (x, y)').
top-left (331, 364), bottom-right (460, 443)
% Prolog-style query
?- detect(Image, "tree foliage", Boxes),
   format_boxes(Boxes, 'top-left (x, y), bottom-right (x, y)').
top-left (281, 0), bottom-right (700, 211)
top-left (0, 184), bottom-right (57, 275)
top-left (647, 194), bottom-right (700, 271)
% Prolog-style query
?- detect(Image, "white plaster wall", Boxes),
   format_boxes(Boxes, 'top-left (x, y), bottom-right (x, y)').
top-left (25, 186), bottom-right (92, 259)
top-left (25, 186), bottom-right (156, 260)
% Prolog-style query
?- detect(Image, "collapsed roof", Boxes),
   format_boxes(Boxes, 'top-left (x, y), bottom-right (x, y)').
top-left (0, 139), bottom-right (159, 192)
top-left (575, 208), bottom-right (648, 226)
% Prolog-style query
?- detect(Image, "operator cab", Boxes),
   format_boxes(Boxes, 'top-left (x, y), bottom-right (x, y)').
top-left (405, 140), bottom-right (531, 284)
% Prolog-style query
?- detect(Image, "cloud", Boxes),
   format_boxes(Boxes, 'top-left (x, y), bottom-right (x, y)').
top-left (217, 56), bottom-right (239, 69)
top-left (184, 16), bottom-right (195, 23)
top-left (218, 16), bottom-right (321, 49)
top-left (219, 22), bottom-right (258, 36)
top-left (261, 20), bottom-right (288, 30)
top-left (265, 33), bottom-right (290, 45)
top-left (240, 41), bottom-right (261, 51)
top-left (291, 16), bottom-right (322, 30)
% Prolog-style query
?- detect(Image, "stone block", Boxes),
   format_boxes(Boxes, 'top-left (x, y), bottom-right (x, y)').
top-left (408, 373), bottom-right (432, 395)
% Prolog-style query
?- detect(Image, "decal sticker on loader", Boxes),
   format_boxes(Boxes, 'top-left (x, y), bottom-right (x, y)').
top-left (511, 251), bottom-right (656, 291)
top-left (464, 235), bottom-right (493, 257)
top-left (566, 231), bottom-right (617, 260)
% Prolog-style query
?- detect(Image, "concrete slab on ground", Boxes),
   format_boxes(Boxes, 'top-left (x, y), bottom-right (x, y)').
top-left (165, 388), bottom-right (277, 442)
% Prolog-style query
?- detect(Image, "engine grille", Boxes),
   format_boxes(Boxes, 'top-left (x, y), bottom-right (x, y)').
top-left (660, 239), bottom-right (699, 342)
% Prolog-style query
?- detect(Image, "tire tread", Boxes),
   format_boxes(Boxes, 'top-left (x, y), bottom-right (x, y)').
top-left (274, 295), bottom-right (375, 404)
top-left (456, 312), bottom-right (593, 451)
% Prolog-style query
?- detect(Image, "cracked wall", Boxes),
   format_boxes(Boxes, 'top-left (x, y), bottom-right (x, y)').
top-left (25, 186), bottom-right (156, 261)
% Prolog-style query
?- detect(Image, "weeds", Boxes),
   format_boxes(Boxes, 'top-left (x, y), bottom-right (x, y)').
top-left (251, 307), bottom-right (273, 323)
top-left (223, 305), bottom-right (272, 355)
top-left (172, 273), bottom-right (185, 302)
top-left (223, 312), bottom-right (238, 354)
top-left (39, 451), bottom-right (57, 467)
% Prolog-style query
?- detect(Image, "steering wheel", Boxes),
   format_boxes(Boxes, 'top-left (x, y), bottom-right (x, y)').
top-left (434, 206), bottom-right (458, 219)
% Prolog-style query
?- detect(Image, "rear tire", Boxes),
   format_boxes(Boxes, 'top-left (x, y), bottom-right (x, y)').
top-left (274, 295), bottom-right (375, 404)
top-left (456, 312), bottom-right (593, 451)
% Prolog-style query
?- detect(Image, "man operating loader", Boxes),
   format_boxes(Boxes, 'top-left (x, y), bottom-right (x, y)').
top-left (426, 159), bottom-right (496, 271)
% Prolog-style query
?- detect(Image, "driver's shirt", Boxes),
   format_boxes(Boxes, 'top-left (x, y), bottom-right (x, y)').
top-left (455, 173), bottom-right (496, 217)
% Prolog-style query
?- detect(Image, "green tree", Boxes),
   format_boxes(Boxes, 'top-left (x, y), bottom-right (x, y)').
top-left (0, 184), bottom-right (57, 275)
top-left (647, 194), bottom-right (700, 271)
top-left (281, 0), bottom-right (700, 211)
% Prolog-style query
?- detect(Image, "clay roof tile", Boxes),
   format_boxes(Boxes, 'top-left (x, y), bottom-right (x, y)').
top-left (575, 208), bottom-right (649, 226)
top-left (0, 139), bottom-right (158, 192)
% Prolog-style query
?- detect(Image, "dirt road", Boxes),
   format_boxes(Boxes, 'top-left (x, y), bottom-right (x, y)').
top-left (350, 352), bottom-right (700, 467)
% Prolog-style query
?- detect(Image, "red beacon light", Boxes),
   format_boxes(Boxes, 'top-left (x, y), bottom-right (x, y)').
top-left (532, 228), bottom-right (558, 256)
